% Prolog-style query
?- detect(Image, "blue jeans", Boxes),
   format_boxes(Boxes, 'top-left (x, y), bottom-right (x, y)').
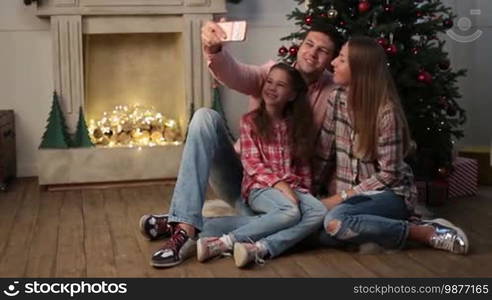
top-left (168, 108), bottom-right (254, 231)
top-left (203, 188), bottom-right (326, 258)
top-left (314, 191), bottom-right (411, 249)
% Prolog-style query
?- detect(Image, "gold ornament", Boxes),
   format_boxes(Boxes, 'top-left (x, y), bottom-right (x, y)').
top-left (327, 5), bottom-right (338, 19)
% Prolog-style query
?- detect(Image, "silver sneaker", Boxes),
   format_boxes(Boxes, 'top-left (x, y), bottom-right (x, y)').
top-left (424, 218), bottom-right (469, 254)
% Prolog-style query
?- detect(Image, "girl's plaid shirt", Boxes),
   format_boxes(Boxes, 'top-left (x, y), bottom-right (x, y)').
top-left (239, 114), bottom-right (311, 201)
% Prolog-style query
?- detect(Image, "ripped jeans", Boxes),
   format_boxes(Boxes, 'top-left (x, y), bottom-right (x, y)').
top-left (316, 190), bottom-right (411, 249)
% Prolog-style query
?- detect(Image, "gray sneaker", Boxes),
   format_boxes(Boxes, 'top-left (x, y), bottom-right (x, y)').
top-left (151, 228), bottom-right (196, 267)
top-left (424, 218), bottom-right (469, 254)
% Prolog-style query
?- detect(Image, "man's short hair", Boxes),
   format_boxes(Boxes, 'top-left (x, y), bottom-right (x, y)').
top-left (303, 21), bottom-right (344, 57)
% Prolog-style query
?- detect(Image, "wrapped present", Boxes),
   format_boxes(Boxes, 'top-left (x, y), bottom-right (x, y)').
top-left (448, 157), bottom-right (478, 198)
top-left (428, 180), bottom-right (448, 206)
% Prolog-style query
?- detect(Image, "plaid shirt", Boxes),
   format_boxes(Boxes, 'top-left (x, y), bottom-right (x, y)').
top-left (240, 113), bottom-right (311, 200)
top-left (315, 88), bottom-right (418, 211)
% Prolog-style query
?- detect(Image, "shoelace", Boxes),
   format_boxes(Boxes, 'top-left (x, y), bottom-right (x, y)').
top-left (207, 238), bottom-right (231, 257)
top-left (430, 231), bottom-right (456, 252)
top-left (162, 229), bottom-right (187, 253)
top-left (246, 237), bottom-right (265, 266)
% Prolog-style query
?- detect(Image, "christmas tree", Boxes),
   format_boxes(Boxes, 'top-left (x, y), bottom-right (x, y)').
top-left (73, 106), bottom-right (94, 147)
top-left (279, 0), bottom-right (466, 179)
top-left (39, 92), bottom-right (72, 149)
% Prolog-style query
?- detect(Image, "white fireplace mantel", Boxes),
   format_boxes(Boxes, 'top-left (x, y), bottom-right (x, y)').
top-left (33, 0), bottom-right (227, 185)
top-left (33, 0), bottom-right (226, 132)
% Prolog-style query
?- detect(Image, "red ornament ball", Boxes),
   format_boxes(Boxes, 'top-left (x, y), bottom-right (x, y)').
top-left (416, 10), bottom-right (424, 18)
top-left (376, 37), bottom-right (389, 48)
top-left (289, 45), bottom-right (299, 56)
top-left (305, 15), bottom-right (313, 25)
top-left (278, 46), bottom-right (288, 56)
top-left (418, 70), bottom-right (433, 84)
top-left (385, 44), bottom-right (398, 56)
top-left (358, 0), bottom-right (371, 13)
top-left (411, 47), bottom-right (420, 55)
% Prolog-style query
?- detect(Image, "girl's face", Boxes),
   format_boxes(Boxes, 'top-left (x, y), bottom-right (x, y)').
top-left (262, 68), bottom-right (296, 108)
top-left (331, 43), bottom-right (351, 86)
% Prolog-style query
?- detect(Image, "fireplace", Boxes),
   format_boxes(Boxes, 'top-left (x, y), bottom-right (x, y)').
top-left (33, 0), bottom-right (226, 185)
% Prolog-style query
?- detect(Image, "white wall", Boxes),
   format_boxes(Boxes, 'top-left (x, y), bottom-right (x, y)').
top-left (0, 1), bottom-right (52, 177)
top-left (443, 0), bottom-right (492, 151)
top-left (0, 0), bottom-right (490, 177)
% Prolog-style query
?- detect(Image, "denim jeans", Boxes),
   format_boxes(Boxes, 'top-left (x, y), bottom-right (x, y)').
top-left (313, 190), bottom-right (411, 249)
top-left (203, 188), bottom-right (326, 258)
top-left (168, 108), bottom-right (254, 231)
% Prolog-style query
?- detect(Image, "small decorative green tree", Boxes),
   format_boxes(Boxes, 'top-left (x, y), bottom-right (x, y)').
top-left (73, 106), bottom-right (94, 147)
top-left (39, 92), bottom-right (71, 149)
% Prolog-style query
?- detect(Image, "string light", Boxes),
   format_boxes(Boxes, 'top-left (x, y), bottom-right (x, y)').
top-left (88, 104), bottom-right (182, 147)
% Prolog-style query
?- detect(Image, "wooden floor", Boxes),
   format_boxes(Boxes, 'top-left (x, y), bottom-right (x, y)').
top-left (1, 178), bottom-right (491, 278)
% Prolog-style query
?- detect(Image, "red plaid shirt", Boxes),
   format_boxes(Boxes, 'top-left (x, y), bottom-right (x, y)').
top-left (314, 88), bottom-right (418, 211)
top-left (240, 113), bottom-right (311, 200)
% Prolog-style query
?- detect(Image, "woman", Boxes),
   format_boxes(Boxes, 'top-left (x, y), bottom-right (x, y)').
top-left (314, 36), bottom-right (468, 254)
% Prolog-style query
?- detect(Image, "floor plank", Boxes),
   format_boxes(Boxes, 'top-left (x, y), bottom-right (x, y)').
top-left (25, 188), bottom-right (63, 277)
top-left (0, 179), bottom-right (40, 277)
top-left (82, 189), bottom-right (117, 277)
top-left (2, 179), bottom-right (492, 278)
top-left (55, 190), bottom-right (86, 277)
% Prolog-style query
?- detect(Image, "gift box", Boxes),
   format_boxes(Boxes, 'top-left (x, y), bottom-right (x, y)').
top-left (448, 156), bottom-right (478, 198)
top-left (427, 180), bottom-right (448, 206)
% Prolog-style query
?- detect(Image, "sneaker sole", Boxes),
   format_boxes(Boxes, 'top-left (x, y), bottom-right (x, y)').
top-left (233, 243), bottom-right (249, 268)
top-left (431, 218), bottom-right (469, 254)
top-left (196, 239), bottom-right (207, 262)
top-left (151, 242), bottom-right (197, 268)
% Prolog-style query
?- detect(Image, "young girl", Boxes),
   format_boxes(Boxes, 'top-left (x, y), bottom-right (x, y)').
top-left (196, 63), bottom-right (327, 267)
top-left (314, 36), bottom-right (469, 254)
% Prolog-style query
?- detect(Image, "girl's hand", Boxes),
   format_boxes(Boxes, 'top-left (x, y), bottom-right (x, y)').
top-left (321, 195), bottom-right (343, 210)
top-left (273, 181), bottom-right (299, 205)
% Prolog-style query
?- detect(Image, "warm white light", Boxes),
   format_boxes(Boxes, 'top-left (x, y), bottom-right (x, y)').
top-left (89, 104), bottom-right (183, 148)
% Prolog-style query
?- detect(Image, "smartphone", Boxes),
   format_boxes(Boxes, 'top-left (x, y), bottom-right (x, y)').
top-left (217, 21), bottom-right (247, 42)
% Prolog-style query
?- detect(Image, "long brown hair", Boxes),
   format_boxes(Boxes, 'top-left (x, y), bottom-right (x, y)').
top-left (347, 36), bottom-right (411, 160)
top-left (251, 63), bottom-right (315, 161)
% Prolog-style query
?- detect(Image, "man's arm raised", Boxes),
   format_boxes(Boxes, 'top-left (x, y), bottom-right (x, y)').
top-left (201, 20), bottom-right (274, 98)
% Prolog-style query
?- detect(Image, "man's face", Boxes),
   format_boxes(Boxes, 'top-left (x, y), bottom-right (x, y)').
top-left (296, 31), bottom-right (336, 79)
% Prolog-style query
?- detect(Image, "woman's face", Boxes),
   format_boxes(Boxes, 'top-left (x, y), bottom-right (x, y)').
top-left (331, 43), bottom-right (351, 86)
top-left (262, 68), bottom-right (296, 108)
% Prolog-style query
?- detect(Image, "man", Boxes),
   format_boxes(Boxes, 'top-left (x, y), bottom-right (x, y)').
top-left (139, 20), bottom-right (342, 268)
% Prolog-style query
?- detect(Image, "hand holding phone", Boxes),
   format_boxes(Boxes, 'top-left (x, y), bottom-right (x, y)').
top-left (217, 21), bottom-right (247, 42)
